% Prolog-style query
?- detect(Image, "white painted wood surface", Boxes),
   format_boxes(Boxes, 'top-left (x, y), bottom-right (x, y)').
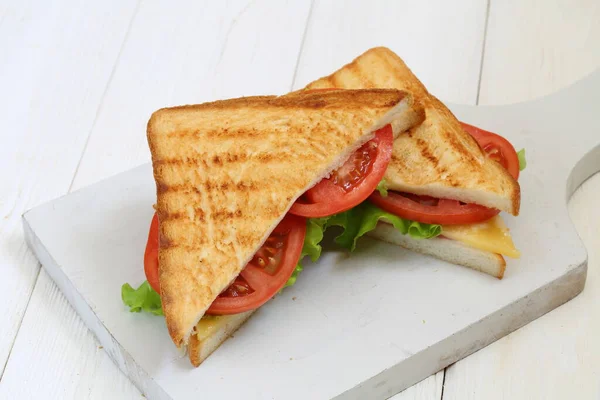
top-left (479, 0), bottom-right (600, 106)
top-left (292, 0), bottom-right (487, 104)
top-left (1, 1), bottom-right (599, 399)
top-left (0, 0), bottom-right (138, 377)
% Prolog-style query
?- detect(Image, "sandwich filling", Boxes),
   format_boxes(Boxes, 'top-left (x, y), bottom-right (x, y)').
top-left (368, 122), bottom-right (524, 262)
top-left (122, 121), bottom-right (525, 323)
top-left (122, 124), bottom-right (439, 317)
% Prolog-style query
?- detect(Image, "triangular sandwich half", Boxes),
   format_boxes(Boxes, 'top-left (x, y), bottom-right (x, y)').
top-left (305, 47), bottom-right (522, 278)
top-left (146, 89), bottom-right (425, 353)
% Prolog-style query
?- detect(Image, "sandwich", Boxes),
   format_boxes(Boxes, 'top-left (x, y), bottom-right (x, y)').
top-left (121, 48), bottom-right (526, 367)
top-left (304, 47), bottom-right (525, 279)
top-left (122, 89), bottom-right (427, 365)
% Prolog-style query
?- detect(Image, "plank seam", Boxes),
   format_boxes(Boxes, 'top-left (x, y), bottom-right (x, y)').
top-left (475, 0), bottom-right (491, 105)
top-left (0, 264), bottom-right (42, 382)
top-left (290, 0), bottom-right (315, 90)
top-left (440, 365), bottom-right (447, 399)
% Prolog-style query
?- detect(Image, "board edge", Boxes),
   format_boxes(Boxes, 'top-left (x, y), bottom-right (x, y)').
top-left (336, 259), bottom-right (587, 400)
top-left (21, 212), bottom-right (171, 400)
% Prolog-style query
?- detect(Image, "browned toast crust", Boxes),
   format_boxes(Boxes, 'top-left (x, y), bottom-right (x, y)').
top-left (307, 47), bottom-right (520, 215)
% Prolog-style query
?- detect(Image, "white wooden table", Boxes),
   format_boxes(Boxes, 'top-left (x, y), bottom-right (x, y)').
top-left (1, 1), bottom-right (599, 399)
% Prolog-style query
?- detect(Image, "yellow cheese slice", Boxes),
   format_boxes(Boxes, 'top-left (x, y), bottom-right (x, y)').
top-left (195, 315), bottom-right (237, 341)
top-left (442, 215), bottom-right (520, 258)
top-left (195, 311), bottom-right (253, 342)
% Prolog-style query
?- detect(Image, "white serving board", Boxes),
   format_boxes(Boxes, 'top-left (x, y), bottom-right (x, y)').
top-left (23, 69), bottom-right (600, 400)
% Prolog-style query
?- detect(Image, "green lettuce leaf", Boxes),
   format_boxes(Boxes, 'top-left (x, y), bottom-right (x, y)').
top-left (284, 217), bottom-right (329, 288)
top-left (324, 202), bottom-right (441, 251)
top-left (302, 217), bottom-right (329, 262)
top-left (517, 148), bottom-right (527, 171)
top-left (376, 179), bottom-right (389, 197)
top-left (284, 263), bottom-right (303, 288)
top-left (121, 218), bottom-right (331, 311)
top-left (121, 281), bottom-right (163, 315)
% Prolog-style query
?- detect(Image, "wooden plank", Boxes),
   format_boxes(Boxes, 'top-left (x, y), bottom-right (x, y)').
top-left (0, 0), bottom-right (138, 377)
top-left (297, 1), bottom-right (488, 398)
top-left (0, 1), bottom-right (311, 398)
top-left (293, 0), bottom-right (489, 105)
top-left (443, 1), bottom-right (600, 399)
top-left (478, 0), bottom-right (600, 105)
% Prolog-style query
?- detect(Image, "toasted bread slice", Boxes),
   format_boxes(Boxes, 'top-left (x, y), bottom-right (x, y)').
top-left (306, 47), bottom-right (520, 215)
top-left (369, 222), bottom-right (506, 278)
top-left (147, 89), bottom-right (425, 347)
top-left (188, 311), bottom-right (254, 367)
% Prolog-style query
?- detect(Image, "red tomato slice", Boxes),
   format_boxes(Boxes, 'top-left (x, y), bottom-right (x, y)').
top-left (288, 125), bottom-right (394, 218)
top-left (460, 122), bottom-right (520, 180)
top-left (369, 192), bottom-right (500, 225)
top-left (207, 214), bottom-right (306, 315)
top-left (144, 213), bottom-right (160, 293)
top-left (144, 213), bottom-right (306, 314)
top-left (369, 122), bottom-right (520, 225)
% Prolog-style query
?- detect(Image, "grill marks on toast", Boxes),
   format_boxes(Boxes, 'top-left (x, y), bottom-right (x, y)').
top-left (156, 153), bottom-right (294, 172)
top-left (161, 181), bottom-right (258, 195)
top-left (306, 47), bottom-right (520, 215)
top-left (147, 89), bottom-right (421, 346)
top-left (415, 137), bottom-right (439, 167)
